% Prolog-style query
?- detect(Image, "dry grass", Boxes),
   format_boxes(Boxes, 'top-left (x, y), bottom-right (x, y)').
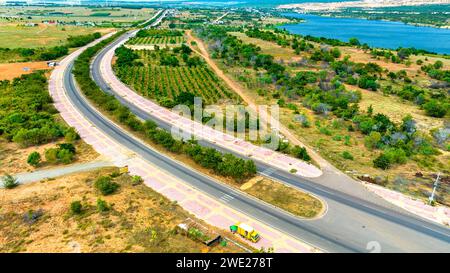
top-left (229, 32), bottom-right (303, 63)
top-left (0, 167), bottom-right (247, 253)
top-left (346, 84), bottom-right (444, 131)
top-left (0, 23), bottom-right (114, 49)
top-left (243, 177), bottom-right (324, 218)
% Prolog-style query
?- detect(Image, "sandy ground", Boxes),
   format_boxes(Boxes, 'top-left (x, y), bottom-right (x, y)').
top-left (0, 61), bottom-right (51, 80)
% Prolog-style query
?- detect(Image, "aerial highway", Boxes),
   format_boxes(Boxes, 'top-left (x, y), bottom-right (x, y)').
top-left (61, 12), bottom-right (450, 252)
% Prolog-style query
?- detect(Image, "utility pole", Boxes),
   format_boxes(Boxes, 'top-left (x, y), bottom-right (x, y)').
top-left (428, 172), bottom-right (440, 205)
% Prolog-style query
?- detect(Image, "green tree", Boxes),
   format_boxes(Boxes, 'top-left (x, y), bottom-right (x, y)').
top-left (2, 174), bottom-right (18, 189)
top-left (292, 146), bottom-right (311, 161)
top-left (364, 131), bottom-right (382, 150)
top-left (342, 151), bottom-right (354, 160)
top-left (45, 148), bottom-right (59, 163)
top-left (349, 37), bottom-right (360, 46)
top-left (433, 60), bottom-right (443, 69)
top-left (94, 176), bottom-right (119, 195)
top-left (70, 201), bottom-right (82, 215)
top-left (57, 148), bottom-right (74, 164)
top-left (423, 100), bottom-right (447, 118)
top-left (27, 151), bottom-right (41, 167)
top-left (373, 153), bottom-right (391, 170)
top-left (96, 199), bottom-right (110, 212)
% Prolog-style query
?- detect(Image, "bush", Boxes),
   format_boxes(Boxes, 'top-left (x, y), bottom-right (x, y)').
top-left (2, 174), bottom-right (18, 189)
top-left (70, 201), bottom-right (82, 214)
top-left (364, 131), bottom-right (382, 150)
top-left (342, 151), bottom-right (354, 160)
top-left (384, 148), bottom-right (407, 164)
top-left (423, 100), bottom-right (447, 118)
top-left (373, 153), bottom-right (391, 170)
top-left (292, 146), bottom-right (311, 161)
top-left (96, 199), bottom-right (110, 212)
top-left (94, 176), bottom-right (119, 195)
top-left (57, 148), bottom-right (74, 164)
top-left (44, 144), bottom-right (76, 164)
top-left (45, 148), bottom-right (59, 163)
top-left (27, 151), bottom-right (41, 167)
top-left (64, 127), bottom-right (80, 142)
top-left (131, 175), bottom-right (143, 185)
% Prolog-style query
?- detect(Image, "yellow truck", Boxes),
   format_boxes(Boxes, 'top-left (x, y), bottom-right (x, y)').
top-left (230, 222), bottom-right (260, 243)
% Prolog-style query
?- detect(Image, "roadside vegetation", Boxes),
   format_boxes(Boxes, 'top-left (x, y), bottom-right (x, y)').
top-left (0, 72), bottom-right (79, 147)
top-left (74, 32), bottom-right (256, 183)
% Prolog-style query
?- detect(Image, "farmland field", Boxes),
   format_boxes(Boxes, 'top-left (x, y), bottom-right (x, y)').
top-left (128, 36), bottom-right (185, 45)
top-left (0, 7), bottom-right (156, 24)
top-left (0, 24), bottom-right (112, 49)
top-left (115, 48), bottom-right (238, 105)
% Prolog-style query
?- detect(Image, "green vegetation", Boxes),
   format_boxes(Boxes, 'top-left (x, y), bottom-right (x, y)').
top-left (115, 44), bottom-right (238, 106)
top-left (70, 201), bottom-right (83, 215)
top-left (94, 176), bottom-right (120, 196)
top-left (27, 151), bottom-right (41, 167)
top-left (44, 143), bottom-right (76, 164)
top-left (0, 72), bottom-right (76, 147)
top-left (2, 174), bottom-right (19, 189)
top-left (128, 29), bottom-right (185, 45)
top-left (96, 198), bottom-right (110, 212)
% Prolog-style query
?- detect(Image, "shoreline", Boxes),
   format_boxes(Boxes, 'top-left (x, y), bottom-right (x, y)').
top-left (281, 12), bottom-right (450, 30)
top-left (277, 0), bottom-right (450, 11)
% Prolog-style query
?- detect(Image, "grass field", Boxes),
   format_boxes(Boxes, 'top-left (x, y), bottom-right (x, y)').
top-left (128, 36), bottom-right (185, 45)
top-left (230, 32), bottom-right (303, 63)
top-left (0, 7), bottom-right (155, 24)
top-left (0, 23), bottom-right (112, 49)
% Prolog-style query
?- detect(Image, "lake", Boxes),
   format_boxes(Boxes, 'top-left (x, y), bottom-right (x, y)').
top-left (280, 13), bottom-right (450, 54)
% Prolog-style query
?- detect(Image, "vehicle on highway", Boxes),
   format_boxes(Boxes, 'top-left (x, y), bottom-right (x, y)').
top-left (230, 222), bottom-right (261, 243)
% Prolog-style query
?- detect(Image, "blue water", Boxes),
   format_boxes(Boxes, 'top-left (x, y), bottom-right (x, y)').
top-left (280, 13), bottom-right (450, 55)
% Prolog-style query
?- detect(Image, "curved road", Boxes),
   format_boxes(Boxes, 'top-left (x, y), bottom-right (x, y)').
top-left (84, 27), bottom-right (450, 253)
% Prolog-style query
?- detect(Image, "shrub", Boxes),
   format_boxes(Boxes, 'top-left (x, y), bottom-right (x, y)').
top-left (131, 175), bottom-right (143, 185)
top-left (94, 176), bottom-right (119, 195)
top-left (292, 146), bottom-right (311, 161)
top-left (27, 151), bottom-right (41, 167)
top-left (96, 199), bottom-right (110, 212)
top-left (342, 151), bottom-right (354, 160)
top-left (64, 127), bottom-right (80, 142)
top-left (384, 148), bottom-right (407, 164)
top-left (373, 153), bottom-right (391, 170)
top-left (2, 174), bottom-right (18, 189)
top-left (423, 100), bottom-right (447, 118)
top-left (364, 131), bottom-right (382, 150)
top-left (45, 148), bottom-right (59, 163)
top-left (44, 144), bottom-right (75, 164)
top-left (57, 148), bottom-right (74, 164)
top-left (70, 201), bottom-right (82, 215)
